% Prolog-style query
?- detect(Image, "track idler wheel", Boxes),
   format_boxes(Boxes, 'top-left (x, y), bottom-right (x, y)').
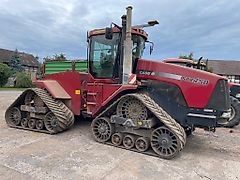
top-left (151, 126), bottom-right (180, 159)
top-left (36, 120), bottom-right (44, 130)
top-left (91, 117), bottom-right (114, 143)
top-left (21, 118), bottom-right (28, 127)
top-left (111, 133), bottom-right (123, 146)
top-left (6, 107), bottom-right (21, 126)
top-left (123, 135), bottom-right (136, 149)
top-left (135, 137), bottom-right (149, 152)
top-left (44, 112), bottom-right (61, 133)
top-left (28, 119), bottom-right (36, 129)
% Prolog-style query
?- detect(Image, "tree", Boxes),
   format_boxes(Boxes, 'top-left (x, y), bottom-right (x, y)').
top-left (9, 49), bottom-right (23, 73)
top-left (54, 53), bottom-right (67, 61)
top-left (43, 56), bottom-right (52, 62)
top-left (43, 53), bottom-right (67, 62)
top-left (15, 72), bottom-right (33, 88)
top-left (179, 52), bottom-right (194, 60)
top-left (0, 63), bottom-right (11, 87)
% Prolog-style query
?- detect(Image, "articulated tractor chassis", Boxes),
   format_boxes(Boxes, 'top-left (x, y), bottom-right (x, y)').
top-left (5, 6), bottom-right (231, 159)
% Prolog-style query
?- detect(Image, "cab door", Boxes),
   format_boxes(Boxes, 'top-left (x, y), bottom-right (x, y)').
top-left (86, 33), bottom-right (120, 117)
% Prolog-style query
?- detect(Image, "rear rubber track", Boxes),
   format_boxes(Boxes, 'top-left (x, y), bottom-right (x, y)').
top-left (5, 88), bottom-right (74, 134)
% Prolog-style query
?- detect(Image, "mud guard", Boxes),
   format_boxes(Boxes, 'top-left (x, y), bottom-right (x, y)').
top-left (34, 80), bottom-right (71, 99)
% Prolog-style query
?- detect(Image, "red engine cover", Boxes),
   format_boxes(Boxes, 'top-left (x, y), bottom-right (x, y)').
top-left (137, 59), bottom-right (226, 108)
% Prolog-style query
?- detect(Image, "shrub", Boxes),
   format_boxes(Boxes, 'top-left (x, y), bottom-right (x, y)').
top-left (15, 72), bottom-right (33, 88)
top-left (0, 63), bottom-right (11, 87)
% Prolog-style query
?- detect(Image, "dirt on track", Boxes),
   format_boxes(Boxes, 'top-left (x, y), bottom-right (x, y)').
top-left (0, 91), bottom-right (240, 180)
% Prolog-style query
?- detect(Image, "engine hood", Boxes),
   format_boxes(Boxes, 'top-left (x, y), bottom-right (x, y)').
top-left (136, 59), bottom-right (228, 108)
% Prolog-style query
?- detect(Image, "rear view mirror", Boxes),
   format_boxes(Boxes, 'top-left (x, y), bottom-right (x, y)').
top-left (146, 41), bottom-right (154, 55)
top-left (105, 27), bottom-right (113, 39)
top-left (150, 46), bottom-right (153, 55)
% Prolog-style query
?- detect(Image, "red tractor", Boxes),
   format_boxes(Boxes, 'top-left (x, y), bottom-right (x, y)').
top-left (164, 58), bottom-right (240, 128)
top-left (5, 7), bottom-right (231, 159)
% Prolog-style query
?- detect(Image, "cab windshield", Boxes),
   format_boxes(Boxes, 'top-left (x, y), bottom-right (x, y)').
top-left (89, 33), bottom-right (146, 79)
top-left (132, 35), bottom-right (145, 59)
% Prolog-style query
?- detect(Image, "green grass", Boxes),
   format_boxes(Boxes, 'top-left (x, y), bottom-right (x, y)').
top-left (0, 87), bottom-right (27, 91)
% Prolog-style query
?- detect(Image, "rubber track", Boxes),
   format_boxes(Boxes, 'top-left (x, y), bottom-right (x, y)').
top-left (5, 88), bottom-right (74, 134)
top-left (33, 88), bottom-right (74, 130)
top-left (223, 96), bottom-right (240, 128)
top-left (94, 92), bottom-right (187, 150)
top-left (105, 142), bottom-right (159, 157)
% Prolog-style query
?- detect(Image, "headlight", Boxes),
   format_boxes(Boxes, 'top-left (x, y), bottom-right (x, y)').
top-left (236, 93), bottom-right (240, 98)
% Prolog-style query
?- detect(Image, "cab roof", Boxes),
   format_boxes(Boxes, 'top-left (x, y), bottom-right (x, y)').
top-left (88, 26), bottom-right (148, 40)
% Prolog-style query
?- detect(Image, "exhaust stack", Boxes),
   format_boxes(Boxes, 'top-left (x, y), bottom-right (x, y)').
top-left (122, 6), bottom-right (133, 84)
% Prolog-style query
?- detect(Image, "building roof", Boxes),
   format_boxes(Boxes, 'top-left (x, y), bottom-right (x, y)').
top-left (207, 60), bottom-right (240, 75)
top-left (0, 48), bottom-right (39, 67)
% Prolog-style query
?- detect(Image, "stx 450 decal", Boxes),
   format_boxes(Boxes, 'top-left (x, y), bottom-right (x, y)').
top-left (137, 70), bottom-right (209, 85)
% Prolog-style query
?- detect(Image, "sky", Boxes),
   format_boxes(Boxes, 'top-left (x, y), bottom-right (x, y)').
top-left (0, 0), bottom-right (240, 61)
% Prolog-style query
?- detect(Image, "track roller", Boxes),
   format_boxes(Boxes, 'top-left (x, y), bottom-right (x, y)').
top-left (135, 137), bottom-right (149, 152)
top-left (36, 120), bottom-right (44, 130)
top-left (151, 126), bottom-right (180, 159)
top-left (28, 119), bottom-right (36, 129)
top-left (123, 135), bottom-right (136, 149)
top-left (21, 118), bottom-right (28, 127)
top-left (111, 133), bottom-right (123, 146)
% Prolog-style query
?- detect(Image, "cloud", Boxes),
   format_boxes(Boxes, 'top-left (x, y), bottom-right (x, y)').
top-left (0, 0), bottom-right (240, 61)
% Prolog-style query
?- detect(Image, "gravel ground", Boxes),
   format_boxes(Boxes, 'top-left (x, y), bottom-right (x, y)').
top-left (0, 91), bottom-right (240, 180)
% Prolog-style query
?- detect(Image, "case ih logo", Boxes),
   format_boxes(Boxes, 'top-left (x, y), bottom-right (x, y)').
top-left (181, 76), bottom-right (209, 85)
top-left (139, 70), bottom-right (154, 76)
top-left (138, 70), bottom-right (209, 85)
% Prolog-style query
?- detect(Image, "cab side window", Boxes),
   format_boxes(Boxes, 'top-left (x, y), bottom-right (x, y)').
top-left (90, 34), bottom-right (119, 78)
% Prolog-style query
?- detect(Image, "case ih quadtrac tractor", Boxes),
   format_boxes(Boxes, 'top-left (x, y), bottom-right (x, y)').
top-left (5, 7), bottom-right (231, 159)
top-left (164, 58), bottom-right (240, 128)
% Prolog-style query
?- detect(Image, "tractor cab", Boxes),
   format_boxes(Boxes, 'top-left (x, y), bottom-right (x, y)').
top-left (87, 27), bottom-right (148, 81)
